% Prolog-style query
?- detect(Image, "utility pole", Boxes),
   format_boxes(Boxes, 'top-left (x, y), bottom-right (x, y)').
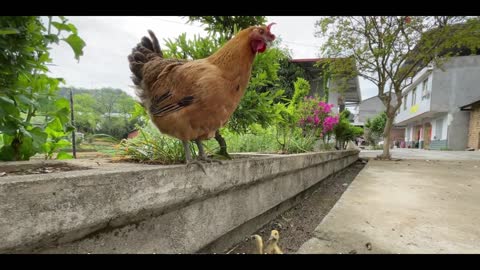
top-left (69, 88), bottom-right (77, 159)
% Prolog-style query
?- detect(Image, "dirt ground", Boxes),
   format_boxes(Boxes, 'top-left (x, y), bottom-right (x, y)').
top-left (223, 159), bottom-right (366, 254)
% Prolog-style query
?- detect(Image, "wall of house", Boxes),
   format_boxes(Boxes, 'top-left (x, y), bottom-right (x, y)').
top-left (447, 111), bottom-right (471, 150)
top-left (395, 73), bottom-right (433, 124)
top-left (468, 104), bottom-right (480, 150)
top-left (358, 97), bottom-right (385, 123)
top-left (431, 55), bottom-right (480, 112)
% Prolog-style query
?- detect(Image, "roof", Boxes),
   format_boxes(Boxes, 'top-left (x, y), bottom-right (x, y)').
top-left (460, 97), bottom-right (480, 110)
top-left (360, 95), bottom-right (381, 103)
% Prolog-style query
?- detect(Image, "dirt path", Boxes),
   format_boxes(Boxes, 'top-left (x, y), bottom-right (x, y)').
top-left (223, 159), bottom-right (366, 254)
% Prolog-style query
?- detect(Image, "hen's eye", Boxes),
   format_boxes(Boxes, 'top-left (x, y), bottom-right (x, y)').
top-left (259, 29), bottom-right (264, 34)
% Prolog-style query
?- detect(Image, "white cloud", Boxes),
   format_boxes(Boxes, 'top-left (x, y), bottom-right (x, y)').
top-left (48, 16), bottom-right (377, 100)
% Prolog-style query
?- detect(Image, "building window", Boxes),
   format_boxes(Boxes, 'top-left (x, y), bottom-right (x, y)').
top-left (403, 94), bottom-right (407, 110)
top-left (411, 88), bottom-right (416, 106)
top-left (422, 77), bottom-right (430, 100)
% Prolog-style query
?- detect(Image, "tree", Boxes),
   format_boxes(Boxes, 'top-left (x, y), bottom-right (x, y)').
top-left (0, 16), bottom-right (85, 161)
top-left (186, 16), bottom-right (266, 40)
top-left (316, 16), bottom-right (480, 159)
top-left (334, 109), bottom-right (364, 149)
top-left (73, 93), bottom-right (99, 133)
top-left (364, 111), bottom-right (387, 146)
top-left (60, 87), bottom-right (141, 139)
top-left (277, 58), bottom-right (308, 100)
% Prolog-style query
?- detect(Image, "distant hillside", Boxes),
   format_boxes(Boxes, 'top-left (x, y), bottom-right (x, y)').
top-left (58, 87), bottom-right (128, 99)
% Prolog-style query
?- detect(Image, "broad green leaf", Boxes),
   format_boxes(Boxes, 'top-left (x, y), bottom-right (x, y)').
top-left (0, 122), bottom-right (19, 136)
top-left (54, 139), bottom-right (71, 149)
top-left (0, 146), bottom-right (15, 161)
top-left (62, 34), bottom-right (86, 61)
top-left (56, 151), bottom-right (73, 160)
top-left (51, 22), bottom-right (78, 35)
top-left (51, 22), bottom-right (71, 32)
top-left (45, 34), bottom-right (60, 44)
top-left (18, 137), bottom-right (35, 160)
top-left (15, 94), bottom-right (35, 107)
top-left (55, 98), bottom-right (70, 110)
top-left (0, 28), bottom-right (20, 35)
top-left (18, 126), bottom-right (32, 138)
top-left (46, 118), bottom-right (63, 133)
top-left (29, 127), bottom-right (48, 150)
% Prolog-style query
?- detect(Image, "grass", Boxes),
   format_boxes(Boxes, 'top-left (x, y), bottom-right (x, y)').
top-left (204, 125), bottom-right (318, 155)
top-left (116, 124), bottom-right (187, 164)
top-left (115, 123), bottom-right (321, 163)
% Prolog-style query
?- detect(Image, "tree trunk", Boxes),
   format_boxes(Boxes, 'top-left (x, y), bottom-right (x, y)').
top-left (378, 115), bottom-right (394, 160)
top-left (214, 130), bottom-right (231, 159)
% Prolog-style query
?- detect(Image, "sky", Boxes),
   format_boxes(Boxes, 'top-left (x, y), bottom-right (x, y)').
top-left (48, 16), bottom-right (378, 100)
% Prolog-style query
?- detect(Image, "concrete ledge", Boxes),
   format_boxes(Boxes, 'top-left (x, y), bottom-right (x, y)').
top-left (0, 150), bottom-right (359, 254)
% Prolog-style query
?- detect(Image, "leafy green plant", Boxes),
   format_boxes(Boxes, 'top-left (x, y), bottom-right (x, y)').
top-left (333, 109), bottom-right (364, 149)
top-left (298, 96), bottom-right (339, 147)
top-left (275, 77), bottom-right (310, 153)
top-left (0, 16), bottom-right (85, 161)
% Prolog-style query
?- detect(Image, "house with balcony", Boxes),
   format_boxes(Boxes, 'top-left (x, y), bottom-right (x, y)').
top-left (394, 54), bottom-right (480, 150)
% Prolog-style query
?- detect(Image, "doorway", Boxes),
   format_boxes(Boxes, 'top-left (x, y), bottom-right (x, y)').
top-left (424, 123), bottom-right (432, 149)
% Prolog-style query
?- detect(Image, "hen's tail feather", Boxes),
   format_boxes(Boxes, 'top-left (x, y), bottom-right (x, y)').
top-left (148, 30), bottom-right (163, 57)
top-left (128, 30), bottom-right (164, 105)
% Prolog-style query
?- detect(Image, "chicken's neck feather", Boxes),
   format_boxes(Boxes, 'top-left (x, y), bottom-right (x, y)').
top-left (207, 32), bottom-right (256, 81)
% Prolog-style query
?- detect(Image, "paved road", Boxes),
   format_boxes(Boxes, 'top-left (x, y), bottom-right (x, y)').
top-left (360, 148), bottom-right (480, 160)
top-left (297, 152), bottom-right (480, 254)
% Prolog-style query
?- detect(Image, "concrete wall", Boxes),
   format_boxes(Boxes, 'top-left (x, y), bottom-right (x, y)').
top-left (0, 150), bottom-right (359, 254)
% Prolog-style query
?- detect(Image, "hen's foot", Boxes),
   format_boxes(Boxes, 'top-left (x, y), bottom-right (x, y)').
top-left (198, 156), bottom-right (224, 165)
top-left (185, 160), bottom-right (208, 174)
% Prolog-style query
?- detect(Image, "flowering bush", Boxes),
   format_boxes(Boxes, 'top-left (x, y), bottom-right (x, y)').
top-left (298, 96), bottom-right (339, 140)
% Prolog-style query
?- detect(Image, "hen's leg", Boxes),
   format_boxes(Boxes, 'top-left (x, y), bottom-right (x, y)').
top-left (183, 140), bottom-right (207, 174)
top-left (196, 139), bottom-right (223, 164)
top-left (183, 140), bottom-right (192, 162)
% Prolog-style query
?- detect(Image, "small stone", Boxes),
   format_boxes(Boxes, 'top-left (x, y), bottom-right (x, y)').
top-left (0, 172), bottom-right (7, 177)
top-left (366, 242), bottom-right (372, 250)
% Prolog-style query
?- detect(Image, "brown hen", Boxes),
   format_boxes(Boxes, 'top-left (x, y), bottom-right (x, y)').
top-left (128, 23), bottom-right (276, 170)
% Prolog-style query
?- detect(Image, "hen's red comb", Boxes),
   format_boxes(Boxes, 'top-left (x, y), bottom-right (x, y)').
top-left (267, 22), bottom-right (276, 32)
